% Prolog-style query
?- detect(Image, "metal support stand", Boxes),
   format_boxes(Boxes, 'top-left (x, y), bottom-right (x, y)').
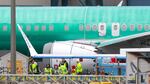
top-left (69, 59), bottom-right (71, 74)
top-left (11, 0), bottom-right (16, 74)
top-left (63, 76), bottom-right (66, 84)
top-left (136, 57), bottom-right (139, 84)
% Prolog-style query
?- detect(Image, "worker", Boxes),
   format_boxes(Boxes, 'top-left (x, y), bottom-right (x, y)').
top-left (93, 59), bottom-right (96, 74)
top-left (53, 64), bottom-right (59, 75)
top-left (29, 59), bottom-right (39, 74)
top-left (93, 59), bottom-right (99, 75)
top-left (44, 64), bottom-right (53, 74)
top-left (51, 0), bottom-right (68, 6)
top-left (117, 61), bottom-right (121, 75)
top-left (93, 59), bottom-right (97, 75)
top-left (29, 57), bottom-right (33, 63)
top-left (76, 60), bottom-right (82, 75)
top-left (100, 69), bottom-right (105, 75)
top-left (58, 62), bottom-right (68, 75)
top-left (62, 59), bottom-right (68, 70)
top-left (58, 61), bottom-right (62, 74)
top-left (71, 65), bottom-right (76, 75)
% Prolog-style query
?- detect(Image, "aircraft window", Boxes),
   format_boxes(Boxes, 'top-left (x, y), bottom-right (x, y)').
top-left (26, 25), bottom-right (31, 31)
top-left (100, 25), bottom-right (104, 30)
top-left (130, 25), bottom-right (135, 31)
top-left (144, 25), bottom-right (149, 31)
top-left (121, 24), bottom-right (127, 31)
top-left (137, 25), bottom-right (142, 31)
top-left (3, 25), bottom-right (7, 31)
top-left (64, 25), bottom-right (69, 31)
top-left (114, 25), bottom-right (118, 30)
top-left (98, 23), bottom-right (106, 36)
top-left (112, 23), bottom-right (120, 36)
top-left (86, 25), bottom-right (91, 31)
top-left (92, 25), bottom-right (97, 31)
top-left (79, 24), bottom-right (84, 31)
top-left (34, 26), bottom-right (39, 31)
top-left (42, 25), bottom-right (46, 31)
top-left (49, 25), bottom-right (54, 31)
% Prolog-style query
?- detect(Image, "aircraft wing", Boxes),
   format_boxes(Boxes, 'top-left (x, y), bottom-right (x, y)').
top-left (17, 24), bottom-right (38, 56)
top-left (97, 32), bottom-right (150, 47)
top-left (73, 32), bottom-right (150, 48)
top-left (32, 54), bottom-right (97, 58)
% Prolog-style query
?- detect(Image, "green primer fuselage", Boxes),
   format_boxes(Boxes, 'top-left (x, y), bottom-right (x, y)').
top-left (0, 7), bottom-right (150, 55)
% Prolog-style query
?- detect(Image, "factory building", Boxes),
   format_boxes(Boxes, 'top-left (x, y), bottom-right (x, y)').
top-left (0, 0), bottom-right (149, 6)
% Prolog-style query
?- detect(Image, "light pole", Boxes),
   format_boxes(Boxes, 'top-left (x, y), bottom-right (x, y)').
top-left (11, 0), bottom-right (16, 74)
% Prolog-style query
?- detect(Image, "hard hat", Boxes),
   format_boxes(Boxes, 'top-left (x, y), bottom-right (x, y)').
top-left (76, 59), bottom-right (79, 62)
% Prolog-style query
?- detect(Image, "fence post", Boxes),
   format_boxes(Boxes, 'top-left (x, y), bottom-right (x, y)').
top-left (64, 76), bottom-right (66, 84)
top-left (119, 76), bottom-right (121, 84)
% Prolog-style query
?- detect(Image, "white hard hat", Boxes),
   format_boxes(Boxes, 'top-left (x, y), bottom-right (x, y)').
top-left (34, 62), bottom-right (37, 65)
top-left (76, 59), bottom-right (79, 62)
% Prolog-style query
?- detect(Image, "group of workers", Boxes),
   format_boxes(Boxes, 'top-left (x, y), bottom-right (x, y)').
top-left (29, 57), bottom-right (122, 75)
top-left (29, 58), bottom-right (83, 75)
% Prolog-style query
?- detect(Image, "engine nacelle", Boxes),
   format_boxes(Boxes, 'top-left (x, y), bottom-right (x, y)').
top-left (43, 41), bottom-right (97, 55)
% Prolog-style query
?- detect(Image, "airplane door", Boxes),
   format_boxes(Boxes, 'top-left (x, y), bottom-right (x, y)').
top-left (112, 23), bottom-right (120, 36)
top-left (98, 23), bottom-right (106, 36)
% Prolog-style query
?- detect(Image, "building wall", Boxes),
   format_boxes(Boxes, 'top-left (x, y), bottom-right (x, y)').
top-left (103, 0), bottom-right (127, 6)
top-left (0, 0), bottom-right (127, 6)
top-left (126, 52), bottom-right (150, 81)
top-left (126, 53), bottom-right (139, 81)
top-left (0, 52), bottom-right (29, 74)
top-left (127, 0), bottom-right (150, 6)
top-left (0, 0), bottom-right (50, 6)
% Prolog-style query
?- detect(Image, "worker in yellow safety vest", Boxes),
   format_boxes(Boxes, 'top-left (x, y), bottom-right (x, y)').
top-left (62, 59), bottom-right (68, 70)
top-left (58, 62), bottom-right (68, 75)
top-left (29, 59), bottom-right (39, 74)
top-left (44, 64), bottom-right (53, 74)
top-left (76, 60), bottom-right (82, 75)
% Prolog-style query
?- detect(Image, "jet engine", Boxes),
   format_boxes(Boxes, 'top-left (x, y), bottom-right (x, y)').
top-left (43, 41), bottom-right (97, 55)
top-left (43, 41), bottom-right (98, 74)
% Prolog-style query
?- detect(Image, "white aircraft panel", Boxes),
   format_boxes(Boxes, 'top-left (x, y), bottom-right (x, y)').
top-left (52, 42), bottom-right (72, 54)
top-left (71, 43), bottom-right (97, 55)
top-left (51, 41), bottom-right (97, 55)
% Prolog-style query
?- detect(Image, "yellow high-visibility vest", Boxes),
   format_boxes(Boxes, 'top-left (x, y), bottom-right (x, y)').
top-left (30, 63), bottom-right (38, 73)
top-left (64, 62), bottom-right (67, 67)
top-left (44, 68), bottom-right (52, 74)
top-left (76, 63), bottom-right (82, 73)
top-left (59, 65), bottom-right (68, 75)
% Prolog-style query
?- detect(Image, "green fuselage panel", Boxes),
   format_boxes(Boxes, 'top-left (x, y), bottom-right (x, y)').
top-left (0, 7), bottom-right (150, 55)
